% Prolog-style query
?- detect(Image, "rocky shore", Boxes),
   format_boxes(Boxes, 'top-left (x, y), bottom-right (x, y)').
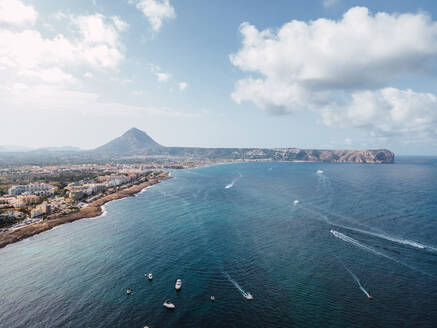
top-left (0, 171), bottom-right (170, 249)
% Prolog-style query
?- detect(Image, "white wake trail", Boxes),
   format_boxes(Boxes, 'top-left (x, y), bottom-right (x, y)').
top-left (303, 205), bottom-right (432, 252)
top-left (341, 226), bottom-right (429, 251)
top-left (224, 272), bottom-right (253, 300)
top-left (330, 230), bottom-right (433, 277)
top-left (225, 172), bottom-right (243, 189)
top-left (337, 259), bottom-right (372, 299)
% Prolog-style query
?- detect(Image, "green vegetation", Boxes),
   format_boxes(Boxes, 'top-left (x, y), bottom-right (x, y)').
top-left (0, 216), bottom-right (22, 229)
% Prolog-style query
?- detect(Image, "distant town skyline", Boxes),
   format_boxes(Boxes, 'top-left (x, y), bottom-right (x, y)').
top-left (2, 0), bottom-right (437, 155)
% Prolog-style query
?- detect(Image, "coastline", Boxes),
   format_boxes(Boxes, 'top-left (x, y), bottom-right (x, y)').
top-left (0, 171), bottom-right (170, 249)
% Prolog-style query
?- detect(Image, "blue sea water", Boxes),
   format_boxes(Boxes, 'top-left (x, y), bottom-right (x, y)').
top-left (1, 158), bottom-right (437, 328)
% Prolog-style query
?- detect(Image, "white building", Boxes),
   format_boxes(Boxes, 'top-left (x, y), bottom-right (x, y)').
top-left (8, 183), bottom-right (55, 197)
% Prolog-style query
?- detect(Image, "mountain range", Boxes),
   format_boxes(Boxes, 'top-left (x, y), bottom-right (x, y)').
top-left (0, 127), bottom-right (395, 166)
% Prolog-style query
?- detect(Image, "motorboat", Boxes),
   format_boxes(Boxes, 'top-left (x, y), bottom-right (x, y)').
top-left (148, 273), bottom-right (153, 280)
top-left (316, 170), bottom-right (324, 174)
top-left (244, 292), bottom-right (254, 300)
top-left (210, 296), bottom-right (215, 302)
top-left (418, 245), bottom-right (426, 249)
top-left (293, 200), bottom-right (299, 205)
top-left (330, 229), bottom-right (334, 233)
top-left (126, 288), bottom-right (133, 295)
top-left (163, 299), bottom-right (175, 309)
top-left (368, 295), bottom-right (373, 300)
top-left (175, 279), bottom-right (182, 290)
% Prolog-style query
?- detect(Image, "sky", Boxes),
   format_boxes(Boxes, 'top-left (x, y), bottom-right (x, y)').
top-left (1, 0), bottom-right (437, 155)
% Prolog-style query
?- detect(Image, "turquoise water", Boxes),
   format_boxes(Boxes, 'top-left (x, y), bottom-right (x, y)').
top-left (1, 159), bottom-right (437, 327)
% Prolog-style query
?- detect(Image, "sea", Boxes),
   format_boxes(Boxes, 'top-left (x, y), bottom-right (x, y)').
top-left (1, 158), bottom-right (437, 328)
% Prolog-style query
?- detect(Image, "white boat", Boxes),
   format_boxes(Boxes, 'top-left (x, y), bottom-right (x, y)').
top-left (244, 292), bottom-right (254, 300)
top-left (148, 273), bottom-right (153, 280)
top-left (293, 200), bottom-right (299, 205)
top-left (175, 279), bottom-right (182, 290)
top-left (316, 170), bottom-right (324, 174)
top-left (126, 288), bottom-right (133, 295)
top-left (163, 299), bottom-right (175, 309)
top-left (210, 295), bottom-right (215, 302)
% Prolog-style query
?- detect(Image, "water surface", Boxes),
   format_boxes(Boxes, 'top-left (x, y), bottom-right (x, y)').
top-left (1, 159), bottom-right (437, 327)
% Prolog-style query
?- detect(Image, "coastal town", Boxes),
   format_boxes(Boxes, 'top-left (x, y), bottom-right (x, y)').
top-left (0, 164), bottom-right (169, 234)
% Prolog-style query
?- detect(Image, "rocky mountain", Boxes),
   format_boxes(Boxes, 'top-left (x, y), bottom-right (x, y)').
top-left (94, 127), bottom-right (164, 155)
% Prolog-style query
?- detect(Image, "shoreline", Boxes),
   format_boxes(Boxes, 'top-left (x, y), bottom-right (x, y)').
top-left (0, 172), bottom-right (170, 249)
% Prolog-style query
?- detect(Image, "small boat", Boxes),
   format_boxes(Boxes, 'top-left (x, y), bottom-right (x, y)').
top-left (368, 295), bottom-right (373, 300)
top-left (418, 245), bottom-right (426, 249)
top-left (293, 200), bottom-right (299, 205)
top-left (316, 170), bottom-right (324, 174)
top-left (148, 273), bottom-right (153, 280)
top-left (210, 296), bottom-right (215, 302)
top-left (175, 279), bottom-right (182, 290)
top-left (330, 229), bottom-right (334, 233)
top-left (244, 293), bottom-right (254, 300)
top-left (163, 299), bottom-right (175, 309)
top-left (126, 288), bottom-right (133, 295)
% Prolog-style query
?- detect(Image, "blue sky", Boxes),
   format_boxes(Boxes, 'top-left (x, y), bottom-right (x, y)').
top-left (1, 0), bottom-right (437, 155)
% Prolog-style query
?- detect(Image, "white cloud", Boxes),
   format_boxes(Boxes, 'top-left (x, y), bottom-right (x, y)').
top-left (323, 0), bottom-right (340, 8)
top-left (149, 64), bottom-right (170, 82)
top-left (230, 7), bottom-right (437, 141)
top-left (72, 14), bottom-right (126, 47)
top-left (134, 0), bottom-right (175, 32)
top-left (111, 16), bottom-right (129, 32)
top-left (0, 12), bottom-right (127, 88)
top-left (0, 0), bottom-right (37, 26)
top-left (156, 72), bottom-right (169, 82)
top-left (322, 88), bottom-right (437, 141)
top-left (179, 81), bottom-right (187, 91)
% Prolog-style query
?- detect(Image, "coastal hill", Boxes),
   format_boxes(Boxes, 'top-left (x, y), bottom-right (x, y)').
top-left (0, 128), bottom-right (395, 166)
top-left (92, 128), bottom-right (394, 164)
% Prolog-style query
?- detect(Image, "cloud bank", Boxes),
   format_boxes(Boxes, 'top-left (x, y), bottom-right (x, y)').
top-left (0, 0), bottom-right (190, 122)
top-left (230, 7), bottom-right (437, 142)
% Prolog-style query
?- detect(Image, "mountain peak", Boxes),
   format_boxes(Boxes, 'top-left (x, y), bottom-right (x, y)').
top-left (94, 128), bottom-right (163, 155)
top-left (124, 127), bottom-right (143, 135)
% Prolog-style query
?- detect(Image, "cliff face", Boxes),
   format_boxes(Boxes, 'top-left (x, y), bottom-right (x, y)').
top-left (271, 148), bottom-right (394, 163)
top-left (161, 147), bottom-right (395, 163)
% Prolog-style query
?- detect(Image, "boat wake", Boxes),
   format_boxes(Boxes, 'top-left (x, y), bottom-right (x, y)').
top-left (330, 230), bottom-right (433, 277)
top-left (340, 226), bottom-right (429, 251)
top-left (225, 172), bottom-right (243, 189)
top-left (224, 272), bottom-right (253, 300)
top-left (337, 258), bottom-right (372, 300)
top-left (302, 205), bottom-right (433, 252)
